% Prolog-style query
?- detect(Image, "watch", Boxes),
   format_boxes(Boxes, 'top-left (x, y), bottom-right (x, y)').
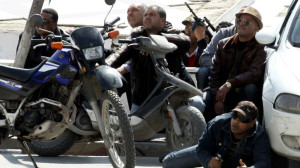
top-left (225, 81), bottom-right (232, 89)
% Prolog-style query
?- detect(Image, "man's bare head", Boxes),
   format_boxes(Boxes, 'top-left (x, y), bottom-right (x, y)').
top-left (127, 3), bottom-right (147, 28)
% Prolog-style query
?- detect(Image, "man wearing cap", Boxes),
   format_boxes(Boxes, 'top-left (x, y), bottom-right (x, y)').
top-left (182, 18), bottom-right (208, 67)
top-left (204, 6), bottom-right (266, 121)
top-left (162, 101), bottom-right (271, 168)
top-left (196, 7), bottom-right (246, 91)
top-left (182, 18), bottom-right (211, 90)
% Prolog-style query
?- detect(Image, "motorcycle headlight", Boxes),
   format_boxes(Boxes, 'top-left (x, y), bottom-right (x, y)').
top-left (275, 94), bottom-right (300, 114)
top-left (82, 46), bottom-right (103, 61)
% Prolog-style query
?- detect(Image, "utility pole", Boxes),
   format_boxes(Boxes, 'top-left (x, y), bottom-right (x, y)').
top-left (14, 0), bottom-right (44, 68)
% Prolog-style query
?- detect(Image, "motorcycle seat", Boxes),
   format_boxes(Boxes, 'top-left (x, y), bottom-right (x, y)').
top-left (0, 60), bottom-right (46, 82)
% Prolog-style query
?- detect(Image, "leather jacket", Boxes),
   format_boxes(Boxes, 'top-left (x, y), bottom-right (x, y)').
top-left (17, 27), bottom-right (70, 68)
top-left (108, 26), bottom-right (191, 105)
top-left (209, 34), bottom-right (266, 97)
top-left (196, 112), bottom-right (271, 168)
top-left (200, 25), bottom-right (236, 68)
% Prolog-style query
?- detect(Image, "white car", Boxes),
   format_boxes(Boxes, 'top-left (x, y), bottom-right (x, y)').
top-left (256, 0), bottom-right (300, 161)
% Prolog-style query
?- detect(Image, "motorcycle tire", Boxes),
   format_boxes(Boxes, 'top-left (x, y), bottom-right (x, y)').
top-left (166, 105), bottom-right (206, 152)
top-left (100, 90), bottom-right (136, 168)
top-left (27, 129), bottom-right (78, 157)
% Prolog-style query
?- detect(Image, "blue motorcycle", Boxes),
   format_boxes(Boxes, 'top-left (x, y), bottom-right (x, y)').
top-left (0, 3), bottom-right (135, 168)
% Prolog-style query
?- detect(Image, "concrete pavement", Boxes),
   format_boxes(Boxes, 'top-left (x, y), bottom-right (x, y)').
top-left (0, 0), bottom-right (298, 167)
top-left (0, 154), bottom-right (162, 168)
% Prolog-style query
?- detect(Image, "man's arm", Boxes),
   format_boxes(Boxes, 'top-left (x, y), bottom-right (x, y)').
top-left (200, 25), bottom-right (236, 68)
top-left (251, 129), bottom-right (271, 168)
top-left (196, 119), bottom-right (218, 168)
top-left (227, 45), bottom-right (266, 88)
top-left (106, 43), bottom-right (135, 69)
top-left (106, 43), bottom-right (129, 66)
top-left (209, 41), bottom-right (225, 97)
top-left (161, 32), bottom-right (190, 52)
top-left (194, 25), bottom-right (207, 67)
top-left (195, 39), bottom-right (207, 67)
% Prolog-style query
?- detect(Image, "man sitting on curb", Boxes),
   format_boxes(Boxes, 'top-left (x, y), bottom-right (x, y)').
top-left (203, 6), bottom-right (266, 122)
top-left (162, 101), bottom-right (271, 168)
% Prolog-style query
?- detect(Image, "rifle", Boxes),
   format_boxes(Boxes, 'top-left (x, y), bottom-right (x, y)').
top-left (184, 2), bottom-right (216, 32)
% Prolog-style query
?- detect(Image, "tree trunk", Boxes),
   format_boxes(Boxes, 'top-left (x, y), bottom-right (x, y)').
top-left (14, 0), bottom-right (44, 68)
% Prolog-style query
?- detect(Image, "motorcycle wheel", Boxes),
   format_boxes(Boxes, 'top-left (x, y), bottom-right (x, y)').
top-left (27, 129), bottom-right (78, 156)
top-left (166, 105), bottom-right (206, 152)
top-left (100, 90), bottom-right (135, 168)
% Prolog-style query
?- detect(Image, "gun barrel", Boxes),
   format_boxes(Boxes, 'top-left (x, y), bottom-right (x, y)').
top-left (204, 17), bottom-right (216, 32)
top-left (184, 2), bottom-right (198, 18)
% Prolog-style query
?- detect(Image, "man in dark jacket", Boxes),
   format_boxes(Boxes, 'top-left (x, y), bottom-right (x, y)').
top-left (17, 8), bottom-right (70, 68)
top-left (106, 3), bottom-right (147, 110)
top-left (203, 6), bottom-right (266, 121)
top-left (163, 101), bottom-right (271, 168)
top-left (109, 5), bottom-right (196, 112)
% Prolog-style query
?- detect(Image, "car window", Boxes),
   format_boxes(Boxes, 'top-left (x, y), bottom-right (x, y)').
top-left (288, 5), bottom-right (300, 47)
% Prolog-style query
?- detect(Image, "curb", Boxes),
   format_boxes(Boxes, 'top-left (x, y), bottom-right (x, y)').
top-left (0, 137), bottom-right (169, 157)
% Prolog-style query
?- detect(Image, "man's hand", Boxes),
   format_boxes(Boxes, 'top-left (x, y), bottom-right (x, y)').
top-left (117, 65), bottom-right (129, 75)
top-left (208, 157), bottom-right (223, 168)
top-left (194, 24), bottom-right (206, 42)
top-left (66, 29), bottom-right (74, 34)
top-left (237, 159), bottom-right (248, 168)
top-left (214, 101), bottom-right (225, 115)
top-left (216, 83), bottom-right (230, 102)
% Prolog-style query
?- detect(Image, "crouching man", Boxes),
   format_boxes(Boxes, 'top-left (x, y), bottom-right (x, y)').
top-left (162, 101), bottom-right (271, 168)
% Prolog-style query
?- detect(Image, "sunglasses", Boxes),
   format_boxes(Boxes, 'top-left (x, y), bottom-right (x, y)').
top-left (43, 19), bottom-right (54, 25)
top-left (236, 19), bottom-right (252, 26)
top-left (231, 111), bottom-right (252, 123)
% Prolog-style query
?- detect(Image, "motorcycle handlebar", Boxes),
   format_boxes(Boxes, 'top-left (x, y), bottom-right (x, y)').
top-left (31, 35), bottom-right (63, 50)
top-left (107, 16), bottom-right (120, 27)
top-left (118, 39), bottom-right (133, 43)
top-left (101, 17), bottom-right (120, 35)
top-left (31, 39), bottom-right (46, 44)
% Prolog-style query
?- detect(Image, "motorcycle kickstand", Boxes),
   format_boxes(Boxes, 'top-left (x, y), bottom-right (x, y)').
top-left (18, 140), bottom-right (38, 168)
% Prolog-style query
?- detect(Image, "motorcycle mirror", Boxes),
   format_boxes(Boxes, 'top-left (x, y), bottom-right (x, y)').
top-left (29, 14), bottom-right (44, 27)
top-left (105, 0), bottom-right (115, 5)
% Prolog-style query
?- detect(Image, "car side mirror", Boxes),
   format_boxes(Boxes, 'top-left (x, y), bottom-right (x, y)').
top-left (105, 0), bottom-right (115, 5)
top-left (29, 14), bottom-right (44, 27)
top-left (255, 30), bottom-right (277, 48)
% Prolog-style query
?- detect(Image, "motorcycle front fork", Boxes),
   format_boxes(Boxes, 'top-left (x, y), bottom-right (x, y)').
top-left (167, 100), bottom-right (182, 136)
top-left (81, 75), bottom-right (112, 149)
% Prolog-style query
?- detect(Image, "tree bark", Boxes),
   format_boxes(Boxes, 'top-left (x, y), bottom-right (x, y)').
top-left (14, 0), bottom-right (44, 68)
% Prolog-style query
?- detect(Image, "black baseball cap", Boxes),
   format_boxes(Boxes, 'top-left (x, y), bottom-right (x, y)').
top-left (232, 101), bottom-right (257, 121)
top-left (182, 18), bottom-right (195, 26)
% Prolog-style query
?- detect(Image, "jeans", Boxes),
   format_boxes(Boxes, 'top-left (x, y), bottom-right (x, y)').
top-left (189, 95), bottom-right (205, 113)
top-left (203, 83), bottom-right (259, 122)
top-left (130, 103), bottom-right (140, 114)
top-left (162, 145), bottom-right (202, 168)
top-left (196, 67), bottom-right (210, 90)
top-left (117, 73), bottom-right (132, 110)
